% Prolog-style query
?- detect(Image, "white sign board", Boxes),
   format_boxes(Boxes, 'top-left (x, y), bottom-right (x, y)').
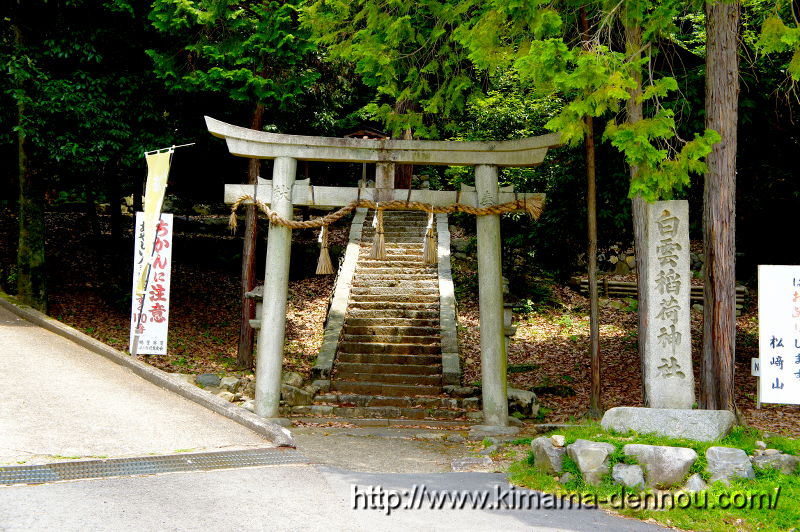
top-left (129, 212), bottom-right (173, 355)
top-left (758, 265), bottom-right (800, 404)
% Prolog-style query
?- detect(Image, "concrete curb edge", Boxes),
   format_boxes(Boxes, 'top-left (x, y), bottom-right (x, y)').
top-left (0, 295), bottom-right (295, 448)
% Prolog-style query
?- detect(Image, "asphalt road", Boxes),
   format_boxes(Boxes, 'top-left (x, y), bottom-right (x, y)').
top-left (0, 302), bottom-right (666, 531)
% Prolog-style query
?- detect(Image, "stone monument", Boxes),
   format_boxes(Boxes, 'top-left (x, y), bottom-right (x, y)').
top-left (643, 200), bottom-right (694, 408)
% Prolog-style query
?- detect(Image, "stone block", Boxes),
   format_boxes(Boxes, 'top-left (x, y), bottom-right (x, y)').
top-left (463, 397), bottom-right (480, 410)
top-left (312, 379), bottom-right (330, 392)
top-left (219, 376), bottom-right (240, 393)
top-left (196, 373), bottom-right (221, 388)
top-left (171, 373), bottom-right (196, 385)
top-left (623, 444), bottom-right (697, 488)
top-left (280, 384), bottom-right (313, 407)
top-left (216, 391), bottom-right (236, 402)
top-left (751, 453), bottom-right (800, 475)
top-left (282, 371), bottom-right (304, 388)
top-left (683, 473), bottom-right (708, 492)
top-left (551, 435), bottom-right (566, 447)
top-left (612, 464), bottom-right (645, 491)
top-left (468, 425), bottom-right (519, 440)
top-left (531, 437), bottom-right (566, 475)
top-left (507, 416), bottom-right (523, 427)
top-left (507, 387), bottom-right (538, 418)
top-left (441, 352), bottom-right (461, 386)
top-left (601, 406), bottom-right (736, 442)
top-left (566, 439), bottom-right (616, 486)
top-left (240, 378), bottom-right (255, 398)
top-left (309, 405), bottom-right (334, 416)
top-left (444, 385), bottom-right (478, 398)
top-left (706, 447), bottom-right (755, 484)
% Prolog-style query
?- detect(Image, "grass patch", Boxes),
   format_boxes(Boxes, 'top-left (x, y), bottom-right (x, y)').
top-left (509, 423), bottom-right (799, 531)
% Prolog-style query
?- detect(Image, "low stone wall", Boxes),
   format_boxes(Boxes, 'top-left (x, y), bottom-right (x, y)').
top-left (436, 213), bottom-right (460, 386)
top-left (311, 208), bottom-right (367, 381)
top-left (531, 435), bottom-right (798, 491)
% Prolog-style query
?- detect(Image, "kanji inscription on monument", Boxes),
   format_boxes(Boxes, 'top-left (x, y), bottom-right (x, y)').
top-left (644, 200), bottom-right (694, 408)
top-left (758, 265), bottom-right (800, 404)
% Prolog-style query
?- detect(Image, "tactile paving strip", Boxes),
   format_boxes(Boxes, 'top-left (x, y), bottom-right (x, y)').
top-left (0, 447), bottom-right (307, 486)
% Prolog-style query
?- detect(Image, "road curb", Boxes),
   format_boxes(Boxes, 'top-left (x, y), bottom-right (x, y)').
top-left (0, 294), bottom-right (295, 448)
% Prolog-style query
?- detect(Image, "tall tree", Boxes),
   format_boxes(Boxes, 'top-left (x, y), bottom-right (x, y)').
top-left (580, 6), bottom-right (602, 418)
top-left (148, 0), bottom-right (317, 368)
top-left (702, 0), bottom-right (740, 411)
top-left (9, 10), bottom-right (46, 311)
top-left (302, 0), bottom-right (483, 138)
top-left (4, 1), bottom-right (171, 310)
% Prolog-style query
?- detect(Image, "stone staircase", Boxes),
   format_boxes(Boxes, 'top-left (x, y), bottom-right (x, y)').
top-left (310, 209), bottom-right (477, 424)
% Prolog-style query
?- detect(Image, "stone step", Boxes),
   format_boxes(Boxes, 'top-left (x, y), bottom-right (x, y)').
top-left (368, 211), bottom-right (427, 217)
top-left (353, 269), bottom-right (437, 277)
top-left (335, 362), bottom-right (441, 376)
top-left (349, 301), bottom-right (440, 311)
top-left (360, 236), bottom-right (429, 244)
top-left (344, 317), bottom-right (440, 328)
top-left (338, 342), bottom-right (440, 355)
top-left (351, 286), bottom-right (439, 296)
top-left (347, 309), bottom-right (440, 319)
top-left (343, 325), bottom-right (441, 337)
top-left (358, 251), bottom-right (425, 260)
top-left (341, 334), bottom-right (440, 345)
top-left (315, 393), bottom-right (477, 410)
top-left (336, 352), bottom-right (441, 365)
top-left (357, 247), bottom-right (426, 254)
top-left (357, 259), bottom-right (434, 267)
top-left (362, 226), bottom-right (426, 232)
top-left (365, 213), bottom-right (428, 221)
top-left (351, 275), bottom-right (438, 283)
top-left (286, 416), bottom-right (475, 429)
top-left (350, 286), bottom-right (439, 301)
top-left (336, 372), bottom-right (442, 386)
top-left (331, 381), bottom-right (442, 397)
top-left (351, 282), bottom-right (437, 289)
top-left (349, 295), bottom-right (440, 305)
top-left (309, 406), bottom-right (467, 420)
top-left (359, 245), bottom-right (424, 252)
top-left (361, 234), bottom-right (425, 241)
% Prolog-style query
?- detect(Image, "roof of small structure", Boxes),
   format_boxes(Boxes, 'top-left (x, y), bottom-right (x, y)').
top-left (344, 126), bottom-right (389, 140)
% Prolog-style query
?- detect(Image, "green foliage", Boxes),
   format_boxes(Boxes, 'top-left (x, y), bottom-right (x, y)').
top-left (3, 2), bottom-right (175, 191)
top-left (759, 13), bottom-right (800, 79)
top-left (302, 0), bottom-right (482, 137)
top-left (454, 0), bottom-right (718, 201)
top-left (148, 0), bottom-right (317, 109)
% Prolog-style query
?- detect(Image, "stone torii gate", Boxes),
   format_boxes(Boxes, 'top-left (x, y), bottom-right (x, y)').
top-left (207, 116), bottom-right (561, 428)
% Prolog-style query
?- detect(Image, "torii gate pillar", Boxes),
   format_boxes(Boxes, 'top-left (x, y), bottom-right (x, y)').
top-left (254, 156), bottom-right (296, 418)
top-left (475, 165), bottom-right (508, 426)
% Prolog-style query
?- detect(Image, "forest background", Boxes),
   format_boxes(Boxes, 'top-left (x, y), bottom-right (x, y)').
top-left (2, 0), bottom-right (800, 430)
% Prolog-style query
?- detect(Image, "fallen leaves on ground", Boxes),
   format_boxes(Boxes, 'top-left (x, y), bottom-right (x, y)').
top-left (456, 273), bottom-right (800, 437)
